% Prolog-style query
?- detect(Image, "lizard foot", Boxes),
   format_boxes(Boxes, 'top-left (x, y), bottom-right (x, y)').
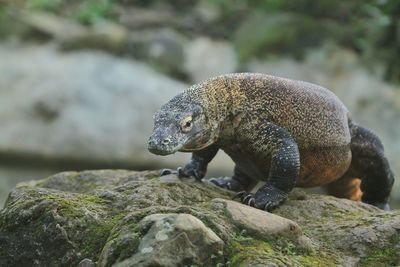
top-left (209, 177), bottom-right (245, 191)
top-left (160, 169), bottom-right (177, 176)
top-left (160, 166), bottom-right (203, 181)
top-left (234, 185), bottom-right (288, 211)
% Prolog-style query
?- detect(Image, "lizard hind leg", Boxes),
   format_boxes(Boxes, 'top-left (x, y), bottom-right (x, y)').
top-left (323, 174), bottom-right (362, 201)
top-left (348, 124), bottom-right (394, 210)
top-left (209, 166), bottom-right (257, 192)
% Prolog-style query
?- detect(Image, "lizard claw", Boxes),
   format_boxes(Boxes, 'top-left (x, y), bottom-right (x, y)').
top-left (177, 166), bottom-right (204, 180)
top-left (242, 194), bottom-right (253, 203)
top-left (248, 197), bottom-right (255, 207)
top-left (263, 202), bottom-right (272, 211)
top-left (233, 191), bottom-right (256, 207)
top-left (176, 167), bottom-right (184, 177)
top-left (233, 191), bottom-right (247, 200)
top-left (242, 193), bottom-right (256, 207)
top-left (160, 167), bottom-right (187, 178)
top-left (160, 169), bottom-right (176, 176)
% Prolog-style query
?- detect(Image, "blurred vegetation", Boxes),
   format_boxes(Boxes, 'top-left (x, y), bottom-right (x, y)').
top-left (1, 0), bottom-right (399, 83)
top-left (21, 0), bottom-right (114, 24)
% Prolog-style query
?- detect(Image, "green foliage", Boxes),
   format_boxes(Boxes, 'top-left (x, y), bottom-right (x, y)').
top-left (26, 0), bottom-right (62, 12)
top-left (4, 0), bottom-right (400, 82)
top-left (73, 0), bottom-right (113, 25)
top-left (209, 0), bottom-right (400, 83)
top-left (23, 0), bottom-right (114, 25)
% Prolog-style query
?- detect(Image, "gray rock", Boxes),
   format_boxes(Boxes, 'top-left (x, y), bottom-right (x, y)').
top-left (78, 258), bottom-right (96, 267)
top-left (184, 37), bottom-right (238, 83)
top-left (1, 170), bottom-right (399, 266)
top-left (0, 44), bottom-right (189, 167)
top-left (0, 43), bottom-right (234, 206)
top-left (113, 213), bottom-right (224, 267)
top-left (0, 43), bottom-right (194, 206)
top-left (13, 10), bottom-right (129, 53)
top-left (126, 28), bottom-right (188, 76)
top-left (0, 166), bottom-right (57, 208)
top-left (212, 198), bottom-right (301, 238)
top-left (194, 1), bottom-right (222, 23)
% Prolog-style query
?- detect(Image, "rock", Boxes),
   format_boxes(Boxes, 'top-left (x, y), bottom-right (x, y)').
top-left (126, 28), bottom-right (188, 77)
top-left (12, 10), bottom-right (129, 53)
top-left (184, 37), bottom-right (238, 83)
top-left (0, 44), bottom-right (234, 206)
top-left (78, 258), bottom-right (96, 267)
top-left (1, 170), bottom-right (399, 266)
top-left (275, 192), bottom-right (400, 262)
top-left (246, 43), bottom-right (400, 208)
top-left (0, 44), bottom-right (188, 168)
top-left (111, 213), bottom-right (224, 267)
top-left (213, 198), bottom-right (301, 238)
top-left (60, 22), bottom-right (129, 53)
top-left (12, 10), bottom-right (85, 39)
top-left (194, 1), bottom-right (222, 23)
top-left (0, 166), bottom-right (58, 207)
top-left (119, 6), bottom-right (179, 30)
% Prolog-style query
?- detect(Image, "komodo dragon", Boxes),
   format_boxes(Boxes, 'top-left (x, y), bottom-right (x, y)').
top-left (148, 73), bottom-right (394, 211)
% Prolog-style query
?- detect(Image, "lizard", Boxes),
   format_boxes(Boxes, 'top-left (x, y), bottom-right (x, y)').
top-left (148, 73), bottom-right (395, 211)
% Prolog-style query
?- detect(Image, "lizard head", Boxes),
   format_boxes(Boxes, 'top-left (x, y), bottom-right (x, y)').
top-left (148, 99), bottom-right (216, 156)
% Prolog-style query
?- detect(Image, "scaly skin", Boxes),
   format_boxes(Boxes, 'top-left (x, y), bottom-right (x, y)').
top-left (148, 73), bottom-right (394, 211)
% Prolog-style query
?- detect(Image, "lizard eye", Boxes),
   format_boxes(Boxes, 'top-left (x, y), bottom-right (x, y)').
top-left (181, 116), bottom-right (193, 133)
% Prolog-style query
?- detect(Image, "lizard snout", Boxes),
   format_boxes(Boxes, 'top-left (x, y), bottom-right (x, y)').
top-left (148, 134), bottom-right (177, 155)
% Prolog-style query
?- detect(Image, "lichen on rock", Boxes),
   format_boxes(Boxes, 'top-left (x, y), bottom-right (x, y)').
top-left (0, 170), bottom-right (399, 266)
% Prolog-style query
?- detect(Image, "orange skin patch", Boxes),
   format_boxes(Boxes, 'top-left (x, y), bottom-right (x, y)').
top-left (296, 146), bottom-right (351, 188)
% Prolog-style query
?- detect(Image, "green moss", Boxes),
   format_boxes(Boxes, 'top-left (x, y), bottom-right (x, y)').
top-left (359, 234), bottom-right (400, 267)
top-left (296, 254), bottom-right (334, 267)
top-left (39, 192), bottom-right (128, 258)
top-left (359, 247), bottom-right (398, 267)
top-left (143, 174), bottom-right (160, 180)
top-left (81, 212), bottom-right (129, 258)
top-left (226, 232), bottom-right (340, 266)
top-left (43, 193), bottom-right (106, 217)
top-left (226, 231), bottom-right (289, 265)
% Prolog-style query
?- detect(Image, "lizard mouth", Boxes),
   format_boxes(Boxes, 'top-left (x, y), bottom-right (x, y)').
top-left (178, 128), bottom-right (217, 152)
top-left (148, 147), bottom-right (174, 156)
top-left (148, 141), bottom-right (183, 156)
top-left (179, 142), bottom-right (210, 152)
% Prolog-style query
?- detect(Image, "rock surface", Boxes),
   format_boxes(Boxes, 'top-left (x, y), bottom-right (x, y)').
top-left (0, 44), bottom-right (234, 206)
top-left (112, 213), bottom-right (224, 267)
top-left (184, 37), bottom-right (238, 83)
top-left (213, 198), bottom-right (301, 238)
top-left (1, 170), bottom-right (399, 266)
top-left (0, 44), bottom-right (187, 167)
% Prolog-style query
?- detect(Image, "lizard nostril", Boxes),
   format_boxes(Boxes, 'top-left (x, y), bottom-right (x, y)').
top-left (162, 138), bottom-right (171, 145)
top-left (148, 138), bottom-right (155, 146)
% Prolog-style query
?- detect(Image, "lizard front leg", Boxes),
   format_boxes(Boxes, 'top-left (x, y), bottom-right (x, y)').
top-left (161, 145), bottom-right (219, 181)
top-left (236, 122), bottom-right (300, 211)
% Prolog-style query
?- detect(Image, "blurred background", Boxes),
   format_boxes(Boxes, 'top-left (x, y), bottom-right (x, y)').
top-left (0, 0), bottom-right (399, 208)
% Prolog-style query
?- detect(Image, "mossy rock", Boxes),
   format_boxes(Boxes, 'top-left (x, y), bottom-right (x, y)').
top-left (0, 170), bottom-right (399, 266)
